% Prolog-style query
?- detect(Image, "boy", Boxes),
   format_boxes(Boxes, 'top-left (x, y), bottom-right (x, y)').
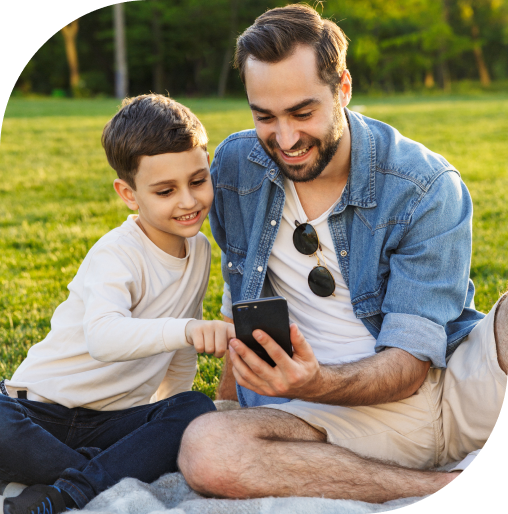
top-left (0, 94), bottom-right (233, 514)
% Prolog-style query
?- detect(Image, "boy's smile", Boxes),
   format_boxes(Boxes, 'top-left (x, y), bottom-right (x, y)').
top-left (114, 147), bottom-right (213, 257)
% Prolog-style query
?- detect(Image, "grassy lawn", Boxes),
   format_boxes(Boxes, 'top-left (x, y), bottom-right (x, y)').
top-left (1, 94), bottom-right (507, 398)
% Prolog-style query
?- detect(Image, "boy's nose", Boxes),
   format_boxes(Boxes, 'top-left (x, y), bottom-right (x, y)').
top-left (178, 188), bottom-right (198, 209)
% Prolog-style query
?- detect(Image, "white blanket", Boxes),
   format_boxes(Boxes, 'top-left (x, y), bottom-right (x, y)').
top-left (82, 472), bottom-right (426, 514)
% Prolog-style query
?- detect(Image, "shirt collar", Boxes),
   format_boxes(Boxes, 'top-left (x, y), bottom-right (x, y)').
top-left (346, 108), bottom-right (377, 209)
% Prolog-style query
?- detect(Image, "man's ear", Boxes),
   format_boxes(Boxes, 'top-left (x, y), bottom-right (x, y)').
top-left (339, 70), bottom-right (352, 108)
top-left (114, 179), bottom-right (139, 211)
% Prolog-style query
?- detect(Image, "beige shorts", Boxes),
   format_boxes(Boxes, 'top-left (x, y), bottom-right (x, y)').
top-left (264, 298), bottom-right (507, 469)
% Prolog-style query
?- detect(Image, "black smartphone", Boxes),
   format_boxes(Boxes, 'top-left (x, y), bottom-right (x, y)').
top-left (232, 296), bottom-right (293, 367)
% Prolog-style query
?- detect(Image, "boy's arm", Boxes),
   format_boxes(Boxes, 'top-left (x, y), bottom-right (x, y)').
top-left (82, 246), bottom-right (192, 362)
top-left (151, 346), bottom-right (198, 402)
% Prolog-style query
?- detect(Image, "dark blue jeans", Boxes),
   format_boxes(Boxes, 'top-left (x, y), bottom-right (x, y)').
top-left (0, 391), bottom-right (215, 509)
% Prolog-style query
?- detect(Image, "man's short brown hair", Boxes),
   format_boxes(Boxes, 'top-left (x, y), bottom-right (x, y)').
top-left (234, 4), bottom-right (348, 94)
top-left (102, 94), bottom-right (208, 189)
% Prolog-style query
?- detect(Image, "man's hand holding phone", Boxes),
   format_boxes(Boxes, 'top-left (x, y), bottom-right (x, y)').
top-left (185, 320), bottom-right (235, 358)
top-left (229, 323), bottom-right (321, 399)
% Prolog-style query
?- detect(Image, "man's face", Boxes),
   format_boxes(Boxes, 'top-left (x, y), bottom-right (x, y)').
top-left (244, 45), bottom-right (350, 183)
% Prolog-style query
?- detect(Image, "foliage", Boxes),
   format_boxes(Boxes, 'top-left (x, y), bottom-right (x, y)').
top-left (13, 0), bottom-right (508, 97)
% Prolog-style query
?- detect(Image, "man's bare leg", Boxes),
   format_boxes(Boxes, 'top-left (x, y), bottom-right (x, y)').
top-left (494, 293), bottom-right (508, 374)
top-left (178, 408), bottom-right (457, 503)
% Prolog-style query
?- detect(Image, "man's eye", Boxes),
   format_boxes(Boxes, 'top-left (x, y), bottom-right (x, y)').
top-left (294, 112), bottom-right (312, 119)
top-left (256, 115), bottom-right (273, 122)
top-left (156, 189), bottom-right (173, 196)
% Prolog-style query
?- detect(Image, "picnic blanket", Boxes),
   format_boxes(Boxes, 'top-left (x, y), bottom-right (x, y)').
top-left (82, 471), bottom-right (426, 514)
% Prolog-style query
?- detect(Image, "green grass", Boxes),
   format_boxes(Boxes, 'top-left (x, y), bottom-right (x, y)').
top-left (1, 95), bottom-right (507, 398)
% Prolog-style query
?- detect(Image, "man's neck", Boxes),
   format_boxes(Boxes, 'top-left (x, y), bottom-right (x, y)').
top-left (294, 119), bottom-right (351, 221)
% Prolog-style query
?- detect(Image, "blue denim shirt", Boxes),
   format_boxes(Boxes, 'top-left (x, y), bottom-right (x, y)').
top-left (209, 109), bottom-right (484, 407)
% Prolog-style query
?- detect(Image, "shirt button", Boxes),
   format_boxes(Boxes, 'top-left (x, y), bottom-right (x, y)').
top-left (257, 266), bottom-right (263, 272)
top-left (340, 250), bottom-right (348, 257)
top-left (228, 262), bottom-right (232, 268)
top-left (270, 220), bottom-right (276, 226)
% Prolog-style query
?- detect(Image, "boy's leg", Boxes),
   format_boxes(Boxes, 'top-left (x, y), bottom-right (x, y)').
top-left (54, 391), bottom-right (214, 509)
top-left (1, 391), bottom-right (214, 511)
top-left (0, 394), bottom-right (90, 485)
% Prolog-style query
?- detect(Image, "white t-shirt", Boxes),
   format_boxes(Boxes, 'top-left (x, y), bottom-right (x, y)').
top-left (267, 179), bottom-right (376, 365)
top-left (7, 215), bottom-right (210, 411)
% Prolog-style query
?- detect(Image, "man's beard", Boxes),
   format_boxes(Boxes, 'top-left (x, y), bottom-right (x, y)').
top-left (257, 108), bottom-right (346, 183)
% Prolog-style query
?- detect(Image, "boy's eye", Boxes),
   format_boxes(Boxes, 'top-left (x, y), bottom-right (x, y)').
top-left (156, 189), bottom-right (173, 196)
top-left (191, 179), bottom-right (207, 187)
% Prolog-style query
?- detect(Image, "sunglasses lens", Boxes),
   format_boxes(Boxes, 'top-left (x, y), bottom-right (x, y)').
top-left (308, 266), bottom-right (335, 297)
top-left (293, 223), bottom-right (319, 255)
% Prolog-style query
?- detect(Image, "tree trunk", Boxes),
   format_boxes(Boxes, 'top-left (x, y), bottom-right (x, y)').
top-left (152, 2), bottom-right (165, 94)
top-left (114, 3), bottom-right (128, 99)
top-left (438, 0), bottom-right (451, 91)
top-left (61, 20), bottom-right (80, 95)
top-left (437, 60), bottom-right (451, 91)
top-left (471, 24), bottom-right (491, 87)
top-left (424, 70), bottom-right (435, 88)
top-left (218, 0), bottom-right (239, 97)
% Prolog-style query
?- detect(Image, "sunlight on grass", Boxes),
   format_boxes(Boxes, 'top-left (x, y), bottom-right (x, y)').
top-left (1, 96), bottom-right (507, 396)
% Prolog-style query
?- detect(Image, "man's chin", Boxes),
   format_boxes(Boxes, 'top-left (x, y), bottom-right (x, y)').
top-left (278, 162), bottom-right (324, 183)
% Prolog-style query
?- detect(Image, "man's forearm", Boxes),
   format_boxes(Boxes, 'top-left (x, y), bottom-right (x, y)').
top-left (296, 348), bottom-right (430, 407)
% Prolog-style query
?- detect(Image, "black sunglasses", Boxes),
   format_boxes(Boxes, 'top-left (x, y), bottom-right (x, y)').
top-left (293, 221), bottom-right (336, 297)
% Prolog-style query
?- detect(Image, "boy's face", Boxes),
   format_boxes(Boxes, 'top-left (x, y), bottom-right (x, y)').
top-left (114, 147), bottom-right (213, 256)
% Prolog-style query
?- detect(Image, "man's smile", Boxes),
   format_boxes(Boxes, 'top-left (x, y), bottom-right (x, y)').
top-left (278, 146), bottom-right (315, 165)
top-left (282, 146), bottom-right (313, 158)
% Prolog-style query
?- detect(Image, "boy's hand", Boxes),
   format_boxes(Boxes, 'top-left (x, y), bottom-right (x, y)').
top-left (185, 320), bottom-right (236, 358)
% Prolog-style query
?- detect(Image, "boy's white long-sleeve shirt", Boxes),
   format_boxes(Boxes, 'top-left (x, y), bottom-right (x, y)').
top-left (6, 215), bottom-right (211, 411)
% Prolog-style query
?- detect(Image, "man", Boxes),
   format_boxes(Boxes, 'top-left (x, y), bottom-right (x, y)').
top-left (178, 4), bottom-right (507, 502)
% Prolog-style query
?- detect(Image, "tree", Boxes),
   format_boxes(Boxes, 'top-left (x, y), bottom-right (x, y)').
top-left (457, 0), bottom-right (491, 86)
top-left (114, 3), bottom-right (128, 98)
top-left (151, 0), bottom-right (165, 94)
top-left (61, 20), bottom-right (80, 96)
top-left (218, 0), bottom-right (239, 97)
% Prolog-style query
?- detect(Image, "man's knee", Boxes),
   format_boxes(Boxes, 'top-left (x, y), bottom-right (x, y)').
top-left (178, 410), bottom-right (245, 495)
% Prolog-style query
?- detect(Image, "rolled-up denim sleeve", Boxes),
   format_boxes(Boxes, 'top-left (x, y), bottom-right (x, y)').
top-left (375, 171), bottom-right (473, 368)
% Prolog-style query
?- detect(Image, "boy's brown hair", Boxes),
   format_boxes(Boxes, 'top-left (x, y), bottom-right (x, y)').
top-left (102, 94), bottom-right (208, 189)
top-left (234, 4), bottom-right (348, 94)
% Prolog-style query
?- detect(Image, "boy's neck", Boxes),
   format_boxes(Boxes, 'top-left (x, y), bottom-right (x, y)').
top-left (135, 216), bottom-right (187, 258)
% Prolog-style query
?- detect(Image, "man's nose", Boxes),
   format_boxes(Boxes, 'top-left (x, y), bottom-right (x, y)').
top-left (275, 120), bottom-right (299, 151)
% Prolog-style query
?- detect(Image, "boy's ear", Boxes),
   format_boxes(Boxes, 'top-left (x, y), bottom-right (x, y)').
top-left (207, 152), bottom-right (210, 166)
top-left (114, 179), bottom-right (139, 211)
